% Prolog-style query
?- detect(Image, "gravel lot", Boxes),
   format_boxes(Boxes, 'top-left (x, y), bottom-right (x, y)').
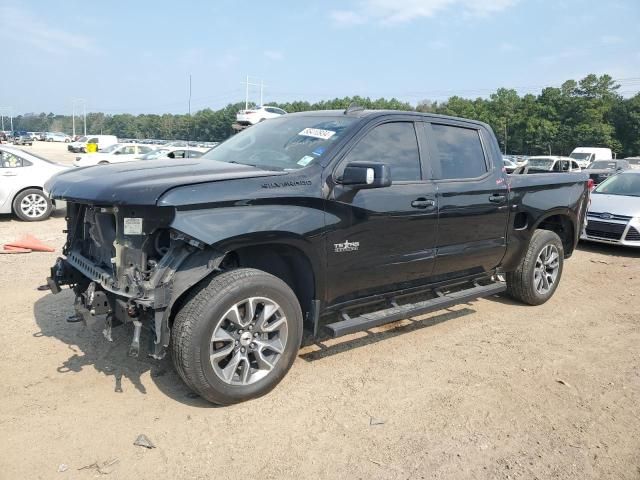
top-left (1, 141), bottom-right (639, 479)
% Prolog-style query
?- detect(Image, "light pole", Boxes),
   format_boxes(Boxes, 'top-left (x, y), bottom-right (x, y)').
top-left (72, 98), bottom-right (87, 137)
top-left (0, 107), bottom-right (13, 133)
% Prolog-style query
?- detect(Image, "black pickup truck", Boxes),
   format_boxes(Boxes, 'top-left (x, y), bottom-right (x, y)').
top-left (46, 109), bottom-right (590, 404)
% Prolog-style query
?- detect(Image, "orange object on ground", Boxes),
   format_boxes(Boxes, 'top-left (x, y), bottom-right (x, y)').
top-left (3, 234), bottom-right (55, 253)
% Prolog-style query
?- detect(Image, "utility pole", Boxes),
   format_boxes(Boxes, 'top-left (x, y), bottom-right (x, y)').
top-left (83, 101), bottom-right (87, 136)
top-left (504, 120), bottom-right (508, 155)
top-left (245, 75), bottom-right (249, 110)
top-left (260, 79), bottom-right (264, 106)
top-left (241, 76), bottom-right (267, 109)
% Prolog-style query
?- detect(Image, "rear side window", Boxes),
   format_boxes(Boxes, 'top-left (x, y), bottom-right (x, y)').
top-left (341, 122), bottom-right (421, 181)
top-left (431, 124), bottom-right (487, 180)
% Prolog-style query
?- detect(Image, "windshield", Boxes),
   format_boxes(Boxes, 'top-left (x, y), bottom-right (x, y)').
top-left (76, 136), bottom-right (88, 142)
top-left (202, 115), bottom-right (357, 170)
top-left (527, 158), bottom-right (554, 169)
top-left (589, 161), bottom-right (618, 170)
top-left (570, 152), bottom-right (592, 161)
top-left (594, 173), bottom-right (640, 197)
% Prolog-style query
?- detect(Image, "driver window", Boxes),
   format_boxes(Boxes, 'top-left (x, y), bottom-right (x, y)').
top-left (337, 122), bottom-right (421, 181)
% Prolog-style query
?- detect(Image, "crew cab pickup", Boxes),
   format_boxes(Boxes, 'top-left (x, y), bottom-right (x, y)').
top-left (46, 109), bottom-right (590, 405)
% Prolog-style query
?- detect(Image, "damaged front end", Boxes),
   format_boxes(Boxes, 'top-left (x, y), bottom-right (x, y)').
top-left (48, 202), bottom-right (222, 359)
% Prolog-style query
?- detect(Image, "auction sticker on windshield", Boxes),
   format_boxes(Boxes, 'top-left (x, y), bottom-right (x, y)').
top-left (298, 128), bottom-right (336, 140)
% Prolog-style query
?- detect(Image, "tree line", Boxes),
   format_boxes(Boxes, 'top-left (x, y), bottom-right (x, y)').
top-left (9, 74), bottom-right (640, 157)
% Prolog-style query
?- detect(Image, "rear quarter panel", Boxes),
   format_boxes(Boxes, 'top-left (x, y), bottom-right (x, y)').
top-left (500, 172), bottom-right (589, 271)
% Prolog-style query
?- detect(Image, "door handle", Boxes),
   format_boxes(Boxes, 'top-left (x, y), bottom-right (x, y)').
top-left (411, 198), bottom-right (436, 209)
top-left (1, 172), bottom-right (17, 176)
top-left (489, 193), bottom-right (506, 203)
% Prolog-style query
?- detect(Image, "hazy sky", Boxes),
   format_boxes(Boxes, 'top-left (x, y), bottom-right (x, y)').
top-left (1, 0), bottom-right (639, 115)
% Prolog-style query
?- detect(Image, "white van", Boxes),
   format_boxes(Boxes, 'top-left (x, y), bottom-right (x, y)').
top-left (569, 147), bottom-right (613, 168)
top-left (67, 135), bottom-right (119, 153)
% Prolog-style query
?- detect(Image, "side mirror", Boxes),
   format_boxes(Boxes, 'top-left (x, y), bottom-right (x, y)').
top-left (340, 162), bottom-right (392, 189)
top-left (114, 151), bottom-right (121, 155)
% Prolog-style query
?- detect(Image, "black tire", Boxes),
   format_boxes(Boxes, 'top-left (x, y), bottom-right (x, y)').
top-left (171, 268), bottom-right (303, 405)
top-left (506, 229), bottom-right (564, 305)
top-left (12, 188), bottom-right (53, 222)
top-left (98, 161), bottom-right (109, 165)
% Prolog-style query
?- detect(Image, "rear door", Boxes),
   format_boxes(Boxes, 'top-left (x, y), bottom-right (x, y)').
top-left (325, 119), bottom-right (438, 306)
top-left (425, 121), bottom-right (509, 280)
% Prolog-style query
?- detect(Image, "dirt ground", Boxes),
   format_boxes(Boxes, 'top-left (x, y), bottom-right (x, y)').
top-left (1, 142), bottom-right (640, 479)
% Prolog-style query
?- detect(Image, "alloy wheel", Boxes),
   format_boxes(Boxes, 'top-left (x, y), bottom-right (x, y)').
top-left (209, 297), bottom-right (288, 386)
top-left (20, 193), bottom-right (48, 219)
top-left (533, 244), bottom-right (560, 294)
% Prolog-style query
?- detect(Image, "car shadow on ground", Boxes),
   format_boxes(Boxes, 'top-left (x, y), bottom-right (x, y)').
top-left (577, 240), bottom-right (640, 258)
top-left (34, 290), bottom-right (478, 405)
top-left (33, 290), bottom-right (216, 408)
top-left (300, 306), bottom-right (475, 362)
top-left (0, 205), bottom-right (66, 223)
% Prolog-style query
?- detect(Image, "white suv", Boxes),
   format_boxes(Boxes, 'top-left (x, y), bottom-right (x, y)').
top-left (236, 106), bottom-right (287, 125)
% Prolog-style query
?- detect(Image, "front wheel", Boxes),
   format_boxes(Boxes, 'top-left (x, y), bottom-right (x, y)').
top-left (13, 188), bottom-right (52, 221)
top-left (171, 268), bottom-right (303, 405)
top-left (506, 229), bottom-right (564, 305)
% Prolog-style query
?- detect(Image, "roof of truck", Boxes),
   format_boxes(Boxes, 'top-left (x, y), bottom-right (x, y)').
top-left (286, 109), bottom-right (491, 129)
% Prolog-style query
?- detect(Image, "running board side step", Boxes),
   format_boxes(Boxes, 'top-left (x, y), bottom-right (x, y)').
top-left (325, 282), bottom-right (506, 338)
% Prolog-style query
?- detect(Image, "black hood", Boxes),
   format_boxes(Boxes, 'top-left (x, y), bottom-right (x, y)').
top-left (46, 159), bottom-right (285, 205)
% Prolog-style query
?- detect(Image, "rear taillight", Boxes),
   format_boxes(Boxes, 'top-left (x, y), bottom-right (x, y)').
top-left (587, 179), bottom-right (595, 190)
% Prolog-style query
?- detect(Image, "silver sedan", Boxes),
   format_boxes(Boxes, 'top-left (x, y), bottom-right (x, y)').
top-left (0, 146), bottom-right (68, 221)
top-left (581, 170), bottom-right (640, 247)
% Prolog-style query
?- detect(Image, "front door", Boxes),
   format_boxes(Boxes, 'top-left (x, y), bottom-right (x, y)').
top-left (424, 122), bottom-right (509, 280)
top-left (325, 120), bottom-right (438, 306)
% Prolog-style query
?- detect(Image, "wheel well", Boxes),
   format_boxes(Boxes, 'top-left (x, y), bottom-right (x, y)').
top-left (226, 244), bottom-right (315, 326)
top-left (536, 215), bottom-right (575, 256)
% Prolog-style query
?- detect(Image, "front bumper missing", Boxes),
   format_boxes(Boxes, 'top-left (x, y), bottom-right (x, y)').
top-left (47, 252), bottom-right (178, 360)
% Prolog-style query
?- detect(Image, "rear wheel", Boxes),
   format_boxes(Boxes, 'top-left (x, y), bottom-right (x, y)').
top-left (171, 268), bottom-right (303, 405)
top-left (506, 229), bottom-right (564, 305)
top-left (13, 188), bottom-right (52, 222)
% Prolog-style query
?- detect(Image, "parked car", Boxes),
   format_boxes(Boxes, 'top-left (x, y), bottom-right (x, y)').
top-left (236, 106), bottom-right (287, 126)
top-left (513, 156), bottom-right (581, 174)
top-left (0, 146), bottom-right (68, 221)
top-left (503, 157), bottom-right (518, 174)
top-left (45, 132), bottom-right (72, 143)
top-left (581, 170), bottom-right (640, 247)
top-left (67, 135), bottom-right (118, 153)
top-left (73, 143), bottom-right (155, 167)
top-left (12, 132), bottom-right (33, 146)
top-left (139, 146), bottom-right (209, 161)
top-left (570, 147), bottom-right (613, 168)
top-left (46, 109), bottom-right (590, 405)
top-left (584, 159), bottom-right (630, 185)
top-left (624, 157), bottom-right (640, 170)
